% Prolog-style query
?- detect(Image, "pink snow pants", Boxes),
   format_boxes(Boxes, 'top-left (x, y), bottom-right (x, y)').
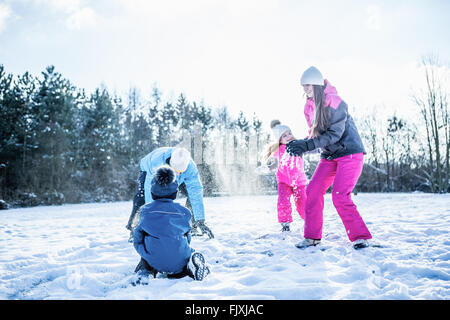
top-left (277, 183), bottom-right (306, 223)
top-left (304, 153), bottom-right (372, 242)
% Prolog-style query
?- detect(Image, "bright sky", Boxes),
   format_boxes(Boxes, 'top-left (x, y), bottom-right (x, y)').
top-left (0, 0), bottom-right (449, 136)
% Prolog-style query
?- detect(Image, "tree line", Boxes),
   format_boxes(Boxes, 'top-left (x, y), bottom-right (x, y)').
top-left (356, 56), bottom-right (449, 193)
top-left (0, 59), bottom-right (448, 207)
top-left (0, 64), bottom-right (269, 207)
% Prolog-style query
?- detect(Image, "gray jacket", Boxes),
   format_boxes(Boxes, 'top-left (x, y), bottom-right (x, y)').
top-left (313, 100), bottom-right (365, 160)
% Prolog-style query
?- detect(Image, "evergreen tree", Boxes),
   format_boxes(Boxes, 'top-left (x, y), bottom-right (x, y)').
top-left (252, 113), bottom-right (263, 164)
top-left (31, 66), bottom-right (79, 202)
top-left (146, 85), bottom-right (162, 149)
top-left (252, 113), bottom-right (262, 135)
top-left (197, 102), bottom-right (215, 135)
top-left (78, 87), bottom-right (121, 200)
top-left (176, 93), bottom-right (194, 131)
top-left (236, 111), bottom-right (250, 134)
top-left (159, 101), bottom-right (179, 147)
top-left (124, 87), bottom-right (149, 163)
top-left (0, 67), bottom-right (38, 200)
top-left (214, 106), bottom-right (234, 130)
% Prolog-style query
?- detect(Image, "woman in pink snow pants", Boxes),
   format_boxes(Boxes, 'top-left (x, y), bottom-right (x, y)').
top-left (286, 66), bottom-right (372, 250)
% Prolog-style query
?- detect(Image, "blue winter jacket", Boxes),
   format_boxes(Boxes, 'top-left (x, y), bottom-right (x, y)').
top-left (140, 147), bottom-right (205, 221)
top-left (133, 199), bottom-right (194, 274)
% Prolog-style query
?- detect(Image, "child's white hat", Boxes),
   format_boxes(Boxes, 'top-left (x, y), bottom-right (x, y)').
top-left (300, 66), bottom-right (324, 86)
top-left (170, 147), bottom-right (191, 173)
top-left (270, 120), bottom-right (290, 142)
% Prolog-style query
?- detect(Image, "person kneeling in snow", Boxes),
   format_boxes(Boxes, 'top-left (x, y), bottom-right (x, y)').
top-left (126, 147), bottom-right (214, 239)
top-left (133, 165), bottom-right (210, 281)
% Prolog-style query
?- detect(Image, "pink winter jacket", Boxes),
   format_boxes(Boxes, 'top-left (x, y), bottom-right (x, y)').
top-left (303, 79), bottom-right (366, 160)
top-left (304, 79), bottom-right (342, 133)
top-left (273, 144), bottom-right (308, 187)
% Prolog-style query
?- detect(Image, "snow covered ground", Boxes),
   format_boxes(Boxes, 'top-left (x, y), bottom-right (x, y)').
top-left (0, 193), bottom-right (449, 300)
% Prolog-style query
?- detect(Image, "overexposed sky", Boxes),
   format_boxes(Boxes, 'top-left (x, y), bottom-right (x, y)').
top-left (0, 0), bottom-right (449, 136)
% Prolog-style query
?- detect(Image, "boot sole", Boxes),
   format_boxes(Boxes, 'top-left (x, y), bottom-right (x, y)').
top-left (190, 252), bottom-right (208, 281)
top-left (295, 241), bottom-right (321, 249)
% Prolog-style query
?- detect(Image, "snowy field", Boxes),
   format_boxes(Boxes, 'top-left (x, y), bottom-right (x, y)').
top-left (0, 193), bottom-right (449, 300)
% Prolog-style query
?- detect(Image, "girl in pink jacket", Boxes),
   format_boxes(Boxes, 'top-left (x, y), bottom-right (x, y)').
top-left (286, 66), bottom-right (372, 250)
top-left (265, 120), bottom-right (308, 232)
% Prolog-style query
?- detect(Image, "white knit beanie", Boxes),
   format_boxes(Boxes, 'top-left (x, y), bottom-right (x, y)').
top-left (270, 120), bottom-right (291, 142)
top-left (300, 66), bottom-right (324, 86)
top-left (170, 147), bottom-right (191, 172)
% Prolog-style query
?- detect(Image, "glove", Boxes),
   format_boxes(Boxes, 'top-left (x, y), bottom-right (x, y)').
top-left (197, 220), bottom-right (214, 239)
top-left (286, 139), bottom-right (315, 157)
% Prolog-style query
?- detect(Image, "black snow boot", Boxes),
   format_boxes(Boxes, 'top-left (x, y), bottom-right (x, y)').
top-left (353, 239), bottom-right (369, 250)
top-left (134, 258), bottom-right (157, 278)
top-left (281, 222), bottom-right (290, 232)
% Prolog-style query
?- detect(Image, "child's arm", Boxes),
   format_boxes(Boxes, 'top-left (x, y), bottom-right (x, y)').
top-left (183, 165), bottom-right (205, 222)
top-left (133, 224), bottom-right (149, 257)
top-left (255, 152), bottom-right (278, 175)
top-left (182, 206), bottom-right (192, 244)
top-left (185, 231), bottom-right (192, 244)
top-left (267, 156), bottom-right (278, 171)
